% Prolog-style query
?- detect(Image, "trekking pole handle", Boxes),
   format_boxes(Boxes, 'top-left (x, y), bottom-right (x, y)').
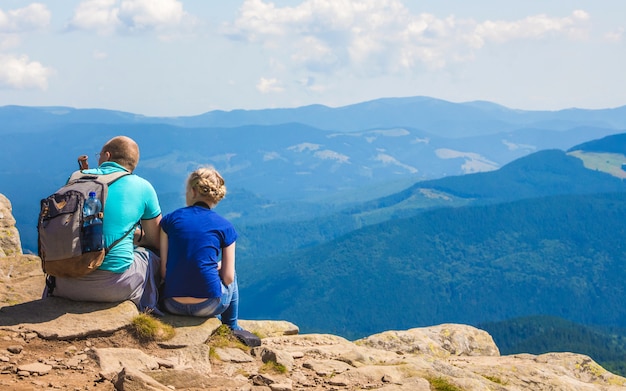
top-left (78, 155), bottom-right (89, 170)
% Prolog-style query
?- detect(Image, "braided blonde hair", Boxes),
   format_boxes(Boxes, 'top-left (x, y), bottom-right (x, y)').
top-left (187, 167), bottom-right (227, 206)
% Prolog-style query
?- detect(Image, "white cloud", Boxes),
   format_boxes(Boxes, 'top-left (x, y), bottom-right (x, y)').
top-left (67, 0), bottom-right (191, 36)
top-left (118, 0), bottom-right (185, 30)
top-left (0, 3), bottom-right (51, 33)
top-left (0, 54), bottom-right (53, 90)
top-left (92, 50), bottom-right (108, 60)
top-left (470, 10), bottom-right (590, 47)
top-left (66, 0), bottom-right (120, 35)
top-left (0, 3), bottom-right (50, 49)
top-left (256, 77), bottom-right (285, 93)
top-left (224, 1), bottom-right (592, 75)
top-left (604, 27), bottom-right (624, 43)
top-left (0, 34), bottom-right (21, 50)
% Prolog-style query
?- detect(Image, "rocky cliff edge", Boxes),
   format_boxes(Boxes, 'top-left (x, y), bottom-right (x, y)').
top-left (1, 193), bottom-right (625, 391)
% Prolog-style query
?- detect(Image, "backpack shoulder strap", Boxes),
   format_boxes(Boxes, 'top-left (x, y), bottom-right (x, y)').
top-left (105, 221), bottom-right (139, 254)
top-left (68, 170), bottom-right (131, 185)
top-left (100, 170), bottom-right (131, 185)
top-left (66, 169), bottom-right (134, 253)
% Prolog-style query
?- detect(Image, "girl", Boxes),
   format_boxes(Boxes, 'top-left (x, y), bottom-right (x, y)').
top-left (159, 167), bottom-right (241, 330)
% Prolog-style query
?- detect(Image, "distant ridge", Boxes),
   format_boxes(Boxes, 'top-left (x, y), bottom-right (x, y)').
top-left (2, 96), bottom-right (626, 138)
top-left (568, 133), bottom-right (626, 155)
top-left (140, 96), bottom-right (626, 136)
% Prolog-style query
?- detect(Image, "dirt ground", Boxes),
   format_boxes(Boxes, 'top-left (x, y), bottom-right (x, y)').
top-left (0, 328), bottom-right (150, 390)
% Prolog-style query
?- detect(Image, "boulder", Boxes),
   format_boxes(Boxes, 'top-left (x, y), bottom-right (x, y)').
top-left (0, 193), bottom-right (22, 257)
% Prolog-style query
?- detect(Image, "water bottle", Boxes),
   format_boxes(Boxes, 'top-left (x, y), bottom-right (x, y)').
top-left (82, 191), bottom-right (103, 252)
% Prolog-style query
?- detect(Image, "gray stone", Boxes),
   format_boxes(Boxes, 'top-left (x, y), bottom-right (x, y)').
top-left (302, 359), bottom-right (353, 376)
top-left (252, 373), bottom-right (278, 386)
top-left (0, 194), bottom-right (22, 257)
top-left (163, 344), bottom-right (212, 373)
top-left (113, 367), bottom-right (170, 391)
top-left (0, 254), bottom-right (45, 307)
top-left (269, 381), bottom-right (293, 391)
top-left (149, 369), bottom-right (232, 389)
top-left (7, 345), bottom-right (22, 354)
top-left (157, 315), bottom-right (221, 348)
top-left (239, 320), bottom-right (299, 337)
top-left (92, 348), bottom-right (160, 380)
top-left (0, 297), bottom-right (138, 339)
top-left (215, 347), bottom-right (255, 363)
top-left (17, 362), bottom-right (52, 375)
top-left (355, 323), bottom-right (500, 358)
top-left (260, 347), bottom-right (295, 372)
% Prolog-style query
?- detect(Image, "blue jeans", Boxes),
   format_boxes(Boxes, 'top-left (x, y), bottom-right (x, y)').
top-left (163, 277), bottom-right (240, 330)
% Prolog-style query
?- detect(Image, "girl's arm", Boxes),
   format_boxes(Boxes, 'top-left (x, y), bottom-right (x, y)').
top-left (159, 229), bottom-right (169, 279)
top-left (219, 242), bottom-right (236, 285)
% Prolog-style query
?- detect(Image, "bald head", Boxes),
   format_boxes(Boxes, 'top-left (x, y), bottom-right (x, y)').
top-left (101, 136), bottom-right (140, 172)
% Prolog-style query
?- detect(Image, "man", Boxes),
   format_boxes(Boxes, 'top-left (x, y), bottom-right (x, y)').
top-left (48, 136), bottom-right (162, 312)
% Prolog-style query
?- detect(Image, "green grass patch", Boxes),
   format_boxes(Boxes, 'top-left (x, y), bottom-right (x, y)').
top-left (483, 375), bottom-right (506, 385)
top-left (259, 360), bottom-right (287, 374)
top-left (206, 325), bottom-right (247, 350)
top-left (427, 376), bottom-right (464, 391)
top-left (130, 313), bottom-right (175, 341)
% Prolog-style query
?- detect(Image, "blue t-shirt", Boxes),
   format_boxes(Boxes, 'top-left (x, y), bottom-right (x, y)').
top-left (160, 204), bottom-right (238, 299)
top-left (81, 162), bottom-right (161, 273)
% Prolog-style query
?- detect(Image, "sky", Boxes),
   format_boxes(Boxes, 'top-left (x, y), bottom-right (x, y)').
top-left (0, 0), bottom-right (625, 117)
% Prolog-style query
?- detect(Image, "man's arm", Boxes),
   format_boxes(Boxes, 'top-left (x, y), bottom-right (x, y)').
top-left (135, 214), bottom-right (162, 252)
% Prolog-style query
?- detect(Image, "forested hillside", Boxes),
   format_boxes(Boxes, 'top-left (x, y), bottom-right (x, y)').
top-left (238, 191), bottom-right (626, 340)
top-left (479, 316), bottom-right (626, 376)
top-left (569, 133), bottom-right (626, 154)
top-left (234, 148), bottom-right (626, 263)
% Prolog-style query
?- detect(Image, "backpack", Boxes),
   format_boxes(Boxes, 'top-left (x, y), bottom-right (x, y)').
top-left (38, 170), bottom-right (135, 278)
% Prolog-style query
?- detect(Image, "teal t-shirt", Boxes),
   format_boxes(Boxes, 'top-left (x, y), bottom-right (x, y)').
top-left (81, 162), bottom-right (161, 273)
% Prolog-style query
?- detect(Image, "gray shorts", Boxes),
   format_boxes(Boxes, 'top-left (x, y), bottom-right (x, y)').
top-left (51, 247), bottom-right (161, 312)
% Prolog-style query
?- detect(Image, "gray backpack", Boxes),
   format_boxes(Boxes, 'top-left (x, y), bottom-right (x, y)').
top-left (37, 170), bottom-right (134, 277)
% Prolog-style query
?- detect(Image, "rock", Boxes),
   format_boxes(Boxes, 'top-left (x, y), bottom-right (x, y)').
top-left (239, 320), bottom-right (299, 337)
top-left (215, 347), bottom-right (255, 363)
top-left (93, 348), bottom-right (160, 380)
top-left (156, 315), bottom-right (221, 348)
top-left (355, 323), bottom-right (500, 358)
top-left (16, 362), bottom-right (52, 376)
top-left (113, 367), bottom-right (171, 391)
top-left (252, 373), bottom-right (279, 386)
top-left (148, 369), bottom-right (233, 389)
top-left (163, 344), bottom-right (212, 373)
top-left (269, 381), bottom-right (293, 391)
top-left (302, 359), bottom-right (353, 376)
top-left (260, 347), bottom-right (295, 372)
top-left (263, 333), bottom-right (403, 367)
top-left (6, 345), bottom-right (22, 354)
top-left (0, 194), bottom-right (21, 257)
top-left (0, 297), bottom-right (139, 339)
top-left (0, 254), bottom-right (44, 307)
